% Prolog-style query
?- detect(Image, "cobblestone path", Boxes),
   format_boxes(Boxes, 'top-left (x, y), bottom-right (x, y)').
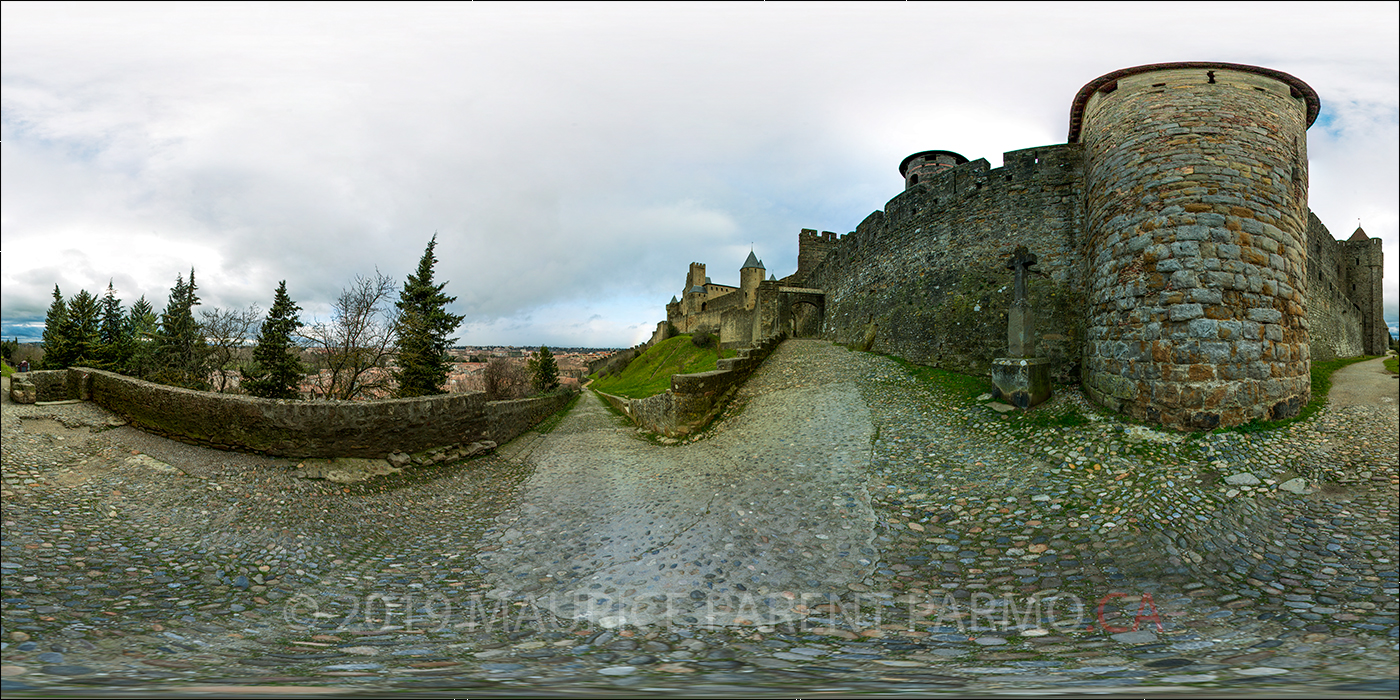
top-left (481, 342), bottom-right (876, 627)
top-left (1, 343), bottom-right (1396, 697)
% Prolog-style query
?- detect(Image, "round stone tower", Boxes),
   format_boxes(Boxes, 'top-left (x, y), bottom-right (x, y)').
top-left (899, 150), bottom-right (968, 190)
top-left (1071, 62), bottom-right (1320, 430)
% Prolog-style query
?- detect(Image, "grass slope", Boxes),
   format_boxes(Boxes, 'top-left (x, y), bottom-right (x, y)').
top-left (590, 335), bottom-right (734, 399)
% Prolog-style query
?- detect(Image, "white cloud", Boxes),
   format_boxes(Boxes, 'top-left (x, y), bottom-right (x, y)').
top-left (4, 2), bottom-right (1396, 345)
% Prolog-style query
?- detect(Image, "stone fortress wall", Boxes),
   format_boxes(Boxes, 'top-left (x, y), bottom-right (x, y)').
top-left (664, 62), bottom-right (1386, 430)
top-left (11, 367), bottom-right (574, 459)
top-left (1306, 214), bottom-right (1367, 360)
top-left (807, 144), bottom-right (1088, 382)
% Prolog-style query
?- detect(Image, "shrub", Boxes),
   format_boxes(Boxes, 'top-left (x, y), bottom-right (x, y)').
top-left (483, 357), bottom-right (530, 400)
top-left (691, 329), bottom-right (715, 349)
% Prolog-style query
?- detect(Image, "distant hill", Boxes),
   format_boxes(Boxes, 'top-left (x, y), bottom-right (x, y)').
top-left (589, 335), bottom-right (734, 399)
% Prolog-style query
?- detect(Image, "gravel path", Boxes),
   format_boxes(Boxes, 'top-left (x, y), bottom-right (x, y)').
top-left (1329, 356), bottom-right (1399, 408)
top-left (2, 343), bottom-right (1396, 697)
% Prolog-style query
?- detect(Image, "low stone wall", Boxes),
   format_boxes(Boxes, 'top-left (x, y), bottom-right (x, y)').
top-left (29, 367), bottom-right (574, 459)
top-left (8, 369), bottom-right (74, 404)
top-left (596, 333), bottom-right (786, 437)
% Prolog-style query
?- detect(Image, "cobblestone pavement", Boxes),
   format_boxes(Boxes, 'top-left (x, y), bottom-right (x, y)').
top-left (1, 344), bottom-right (1396, 697)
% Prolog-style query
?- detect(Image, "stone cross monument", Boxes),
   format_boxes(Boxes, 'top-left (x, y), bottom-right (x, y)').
top-left (1006, 246), bottom-right (1038, 358)
top-left (991, 245), bottom-right (1052, 409)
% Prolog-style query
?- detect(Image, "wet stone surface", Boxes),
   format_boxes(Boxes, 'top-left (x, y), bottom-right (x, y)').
top-left (1, 346), bottom-right (1396, 697)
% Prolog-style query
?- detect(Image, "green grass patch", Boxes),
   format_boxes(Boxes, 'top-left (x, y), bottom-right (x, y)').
top-left (1010, 407), bottom-right (1093, 429)
top-left (1385, 355), bottom-right (1398, 376)
top-left (1225, 355), bottom-right (1376, 434)
top-left (1, 362), bottom-right (12, 378)
top-left (589, 335), bottom-right (735, 399)
top-left (532, 391), bottom-right (580, 434)
top-left (883, 354), bottom-right (995, 399)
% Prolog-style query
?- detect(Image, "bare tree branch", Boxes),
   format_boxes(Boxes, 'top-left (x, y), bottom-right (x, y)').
top-left (298, 271), bottom-right (399, 400)
top-left (199, 305), bottom-right (262, 393)
top-left (483, 357), bottom-right (530, 400)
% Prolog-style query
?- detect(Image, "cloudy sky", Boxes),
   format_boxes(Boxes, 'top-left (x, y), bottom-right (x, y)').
top-left (3, 2), bottom-right (1397, 348)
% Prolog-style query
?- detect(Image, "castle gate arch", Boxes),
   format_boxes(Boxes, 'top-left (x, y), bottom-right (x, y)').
top-left (776, 289), bottom-right (825, 339)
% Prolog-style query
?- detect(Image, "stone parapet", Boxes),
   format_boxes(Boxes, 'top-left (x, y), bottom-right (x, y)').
top-left (47, 367), bottom-right (574, 458)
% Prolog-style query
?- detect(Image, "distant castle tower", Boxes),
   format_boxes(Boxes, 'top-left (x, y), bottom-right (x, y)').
top-left (683, 262), bottom-right (707, 315)
top-left (900, 150), bottom-right (968, 190)
top-left (740, 251), bottom-right (765, 309)
top-left (1343, 226), bottom-right (1388, 354)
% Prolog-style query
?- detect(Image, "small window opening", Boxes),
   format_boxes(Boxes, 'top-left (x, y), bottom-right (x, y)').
top-left (1207, 70), bottom-right (1216, 84)
top-left (910, 174), bottom-right (919, 185)
top-left (1152, 82), bottom-right (1166, 88)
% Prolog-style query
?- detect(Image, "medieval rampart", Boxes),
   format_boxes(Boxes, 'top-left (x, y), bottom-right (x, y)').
top-left (807, 144), bottom-right (1088, 381)
top-left (660, 61), bottom-right (1384, 430)
top-left (1306, 214), bottom-right (1366, 360)
top-left (13, 367), bottom-right (574, 459)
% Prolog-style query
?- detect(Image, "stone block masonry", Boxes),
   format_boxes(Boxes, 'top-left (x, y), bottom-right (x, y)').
top-left (18, 367), bottom-right (576, 459)
top-left (807, 144), bottom-right (1089, 383)
top-left (1078, 65), bottom-right (1316, 430)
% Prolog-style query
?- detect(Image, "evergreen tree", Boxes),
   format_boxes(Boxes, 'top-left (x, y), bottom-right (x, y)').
top-left (528, 345), bottom-right (560, 393)
top-left (154, 269), bottom-right (208, 388)
top-left (126, 296), bottom-right (159, 379)
top-left (243, 281), bottom-right (304, 399)
top-left (66, 289), bottom-right (102, 366)
top-left (41, 285), bottom-right (73, 369)
top-left (393, 235), bottom-right (465, 397)
top-left (96, 281), bottom-right (133, 371)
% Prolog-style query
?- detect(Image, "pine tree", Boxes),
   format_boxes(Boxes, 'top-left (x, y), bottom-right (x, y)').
top-left (528, 345), bottom-right (560, 393)
top-left (126, 296), bottom-right (159, 379)
top-left (394, 235), bottom-right (465, 397)
top-left (154, 269), bottom-right (207, 388)
top-left (41, 285), bottom-right (73, 369)
top-left (66, 289), bottom-right (102, 367)
top-left (96, 281), bottom-right (133, 371)
top-left (243, 281), bottom-right (304, 399)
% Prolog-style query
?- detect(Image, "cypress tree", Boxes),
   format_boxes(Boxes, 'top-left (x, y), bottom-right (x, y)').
top-left (41, 285), bottom-right (73, 369)
top-left (529, 345), bottom-right (560, 392)
top-left (243, 281), bottom-right (304, 399)
top-left (126, 296), bottom-right (159, 379)
top-left (394, 235), bottom-right (465, 397)
top-left (97, 281), bottom-right (132, 371)
top-left (154, 269), bottom-right (207, 388)
top-left (66, 289), bottom-right (102, 367)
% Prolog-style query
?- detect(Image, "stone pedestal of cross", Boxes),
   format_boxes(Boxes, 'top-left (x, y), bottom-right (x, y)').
top-left (991, 245), bottom-right (1052, 410)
